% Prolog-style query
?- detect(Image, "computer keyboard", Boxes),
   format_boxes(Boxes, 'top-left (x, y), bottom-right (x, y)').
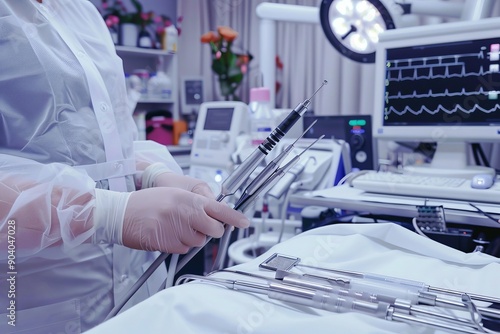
top-left (350, 170), bottom-right (500, 204)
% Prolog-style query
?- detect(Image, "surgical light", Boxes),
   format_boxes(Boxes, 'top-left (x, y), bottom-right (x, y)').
top-left (319, 0), bottom-right (495, 63)
top-left (320, 0), bottom-right (396, 63)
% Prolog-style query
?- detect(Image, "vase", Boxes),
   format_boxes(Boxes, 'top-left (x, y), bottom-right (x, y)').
top-left (217, 79), bottom-right (240, 101)
top-left (137, 29), bottom-right (153, 49)
top-left (109, 27), bottom-right (119, 45)
top-left (120, 23), bottom-right (139, 47)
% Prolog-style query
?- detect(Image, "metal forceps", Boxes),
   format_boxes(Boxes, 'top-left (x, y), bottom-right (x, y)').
top-left (104, 81), bottom-right (328, 319)
top-left (233, 119), bottom-right (318, 210)
top-left (215, 80), bottom-right (328, 203)
top-left (211, 133), bottom-right (325, 271)
top-left (171, 80), bottom-right (329, 278)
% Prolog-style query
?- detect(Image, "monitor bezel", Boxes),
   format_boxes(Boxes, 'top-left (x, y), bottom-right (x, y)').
top-left (373, 17), bottom-right (500, 143)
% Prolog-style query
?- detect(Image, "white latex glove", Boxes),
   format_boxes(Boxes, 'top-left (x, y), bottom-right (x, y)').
top-left (122, 187), bottom-right (249, 253)
top-left (153, 172), bottom-right (215, 199)
top-left (93, 187), bottom-right (249, 253)
top-left (141, 162), bottom-right (214, 198)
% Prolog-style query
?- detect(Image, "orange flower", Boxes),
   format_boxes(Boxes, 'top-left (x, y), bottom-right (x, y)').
top-left (218, 26), bottom-right (238, 43)
top-left (201, 25), bottom-right (252, 101)
top-left (200, 31), bottom-right (219, 43)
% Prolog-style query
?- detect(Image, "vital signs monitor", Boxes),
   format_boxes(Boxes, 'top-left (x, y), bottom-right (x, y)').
top-left (373, 17), bottom-right (500, 177)
top-left (189, 101), bottom-right (249, 194)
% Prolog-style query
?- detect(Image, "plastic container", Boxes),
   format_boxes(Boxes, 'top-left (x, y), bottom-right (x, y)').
top-left (249, 87), bottom-right (274, 148)
top-left (132, 69), bottom-right (149, 95)
top-left (147, 71), bottom-right (172, 99)
top-left (163, 24), bottom-right (178, 53)
top-left (126, 73), bottom-right (142, 93)
top-left (145, 110), bottom-right (174, 145)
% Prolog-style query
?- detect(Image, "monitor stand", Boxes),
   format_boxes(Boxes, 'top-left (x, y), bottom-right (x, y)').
top-left (403, 142), bottom-right (496, 178)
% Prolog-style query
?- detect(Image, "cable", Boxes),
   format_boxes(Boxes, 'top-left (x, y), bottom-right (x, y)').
top-left (165, 253), bottom-right (179, 289)
top-left (412, 217), bottom-right (429, 238)
top-left (471, 143), bottom-right (482, 167)
top-left (251, 199), bottom-right (268, 258)
top-left (476, 144), bottom-right (491, 168)
top-left (277, 186), bottom-right (293, 244)
top-left (347, 169), bottom-right (372, 187)
top-left (468, 203), bottom-right (500, 225)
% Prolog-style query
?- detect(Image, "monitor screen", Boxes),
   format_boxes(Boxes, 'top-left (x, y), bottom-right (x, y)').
top-left (373, 17), bottom-right (500, 176)
top-left (203, 107), bottom-right (234, 131)
top-left (180, 77), bottom-right (205, 115)
top-left (184, 79), bottom-right (204, 105)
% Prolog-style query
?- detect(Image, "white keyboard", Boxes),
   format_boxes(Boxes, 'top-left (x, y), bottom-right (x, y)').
top-left (350, 171), bottom-right (500, 204)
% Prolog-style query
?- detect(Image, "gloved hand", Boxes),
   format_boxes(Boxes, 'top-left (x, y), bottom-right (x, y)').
top-left (121, 187), bottom-right (249, 253)
top-left (153, 172), bottom-right (215, 199)
top-left (141, 162), bottom-right (215, 199)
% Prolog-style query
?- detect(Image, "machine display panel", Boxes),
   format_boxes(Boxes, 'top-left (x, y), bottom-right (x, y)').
top-left (203, 107), bottom-right (234, 131)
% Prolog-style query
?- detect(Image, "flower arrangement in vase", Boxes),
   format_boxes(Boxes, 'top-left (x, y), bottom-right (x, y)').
top-left (100, 0), bottom-right (154, 48)
top-left (201, 26), bottom-right (253, 101)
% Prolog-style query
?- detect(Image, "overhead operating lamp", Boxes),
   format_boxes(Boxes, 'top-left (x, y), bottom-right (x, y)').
top-left (319, 0), bottom-right (495, 64)
top-left (256, 0), bottom-right (494, 106)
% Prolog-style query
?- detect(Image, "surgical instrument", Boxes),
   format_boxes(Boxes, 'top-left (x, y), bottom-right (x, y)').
top-left (214, 269), bottom-right (485, 331)
top-left (232, 119), bottom-right (318, 208)
top-left (259, 253), bottom-right (500, 306)
top-left (176, 274), bottom-right (494, 334)
top-left (233, 135), bottom-right (325, 212)
top-left (274, 269), bottom-right (500, 324)
top-left (176, 81), bottom-right (329, 276)
top-left (215, 80), bottom-right (328, 202)
top-left (105, 82), bottom-right (328, 319)
top-left (211, 136), bottom-right (325, 271)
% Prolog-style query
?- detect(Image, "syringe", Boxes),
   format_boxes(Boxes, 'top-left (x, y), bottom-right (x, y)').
top-left (216, 80), bottom-right (328, 202)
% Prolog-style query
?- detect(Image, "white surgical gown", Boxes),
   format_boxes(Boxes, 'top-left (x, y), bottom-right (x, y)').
top-left (0, 0), bottom-right (180, 332)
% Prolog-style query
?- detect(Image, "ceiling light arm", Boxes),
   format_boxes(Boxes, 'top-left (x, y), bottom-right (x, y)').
top-left (396, 0), bottom-right (494, 20)
top-left (256, 3), bottom-right (319, 108)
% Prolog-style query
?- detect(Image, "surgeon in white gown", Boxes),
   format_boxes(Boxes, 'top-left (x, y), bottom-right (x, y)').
top-left (0, 0), bottom-right (249, 333)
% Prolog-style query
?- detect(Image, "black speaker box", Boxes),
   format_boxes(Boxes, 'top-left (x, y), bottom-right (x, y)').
top-left (302, 114), bottom-right (375, 171)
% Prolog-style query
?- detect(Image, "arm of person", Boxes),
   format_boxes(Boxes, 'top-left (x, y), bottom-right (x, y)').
top-left (132, 140), bottom-right (215, 198)
top-left (0, 154), bottom-right (98, 259)
top-left (0, 153), bottom-right (249, 258)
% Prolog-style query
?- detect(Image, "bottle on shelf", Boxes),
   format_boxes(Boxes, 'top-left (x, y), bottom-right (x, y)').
top-left (132, 69), bottom-right (149, 96)
top-left (147, 71), bottom-right (173, 100)
top-left (162, 23), bottom-right (178, 53)
top-left (248, 87), bottom-right (274, 148)
top-left (137, 29), bottom-right (153, 48)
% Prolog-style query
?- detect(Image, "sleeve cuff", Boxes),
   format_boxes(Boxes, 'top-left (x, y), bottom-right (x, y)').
top-left (141, 162), bottom-right (172, 189)
top-left (92, 188), bottom-right (131, 245)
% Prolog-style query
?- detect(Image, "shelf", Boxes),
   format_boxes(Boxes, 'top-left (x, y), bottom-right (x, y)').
top-left (138, 97), bottom-right (174, 104)
top-left (117, 44), bottom-right (179, 120)
top-left (115, 45), bottom-right (175, 57)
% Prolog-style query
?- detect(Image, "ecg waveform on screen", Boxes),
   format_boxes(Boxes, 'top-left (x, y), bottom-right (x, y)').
top-left (384, 48), bottom-right (500, 120)
top-left (386, 103), bottom-right (499, 116)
